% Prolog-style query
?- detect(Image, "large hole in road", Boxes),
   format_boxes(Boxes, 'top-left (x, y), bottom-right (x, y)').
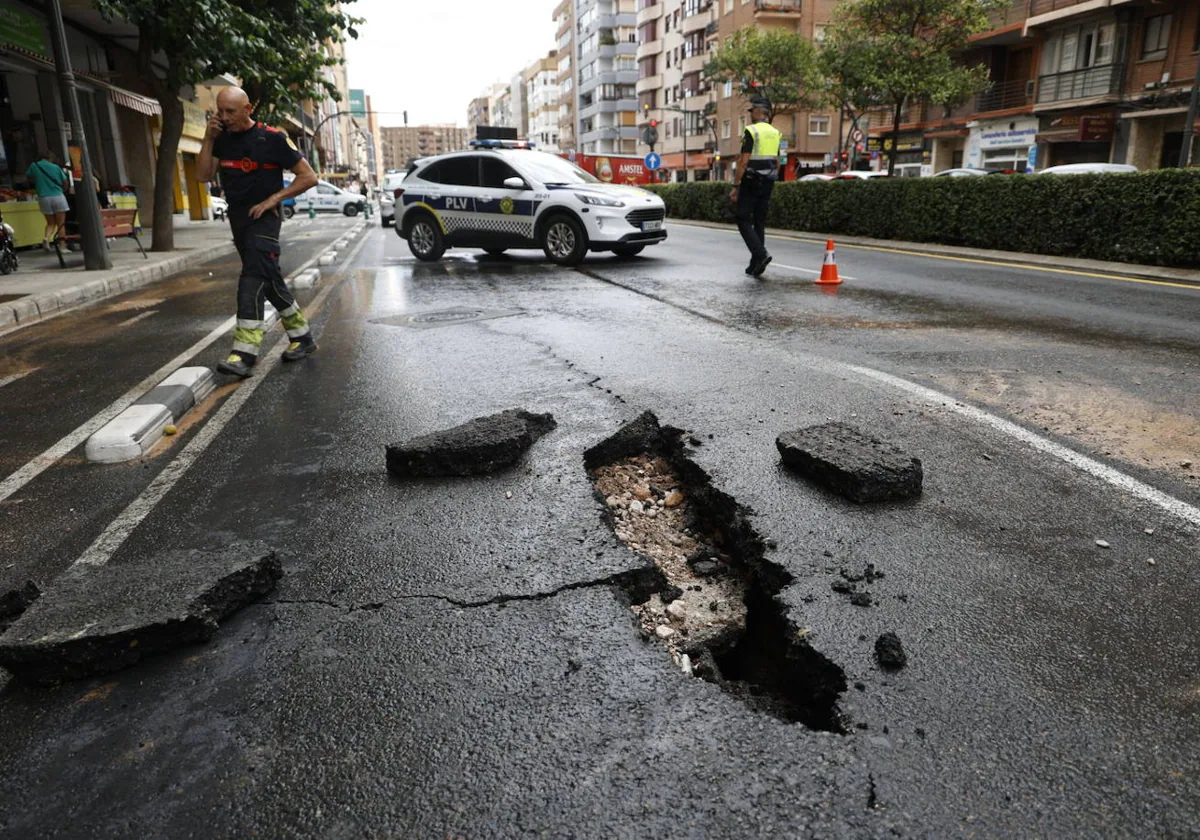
top-left (585, 412), bottom-right (849, 733)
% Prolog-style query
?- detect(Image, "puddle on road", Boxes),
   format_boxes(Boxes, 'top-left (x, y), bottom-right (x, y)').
top-left (585, 412), bottom-right (848, 732)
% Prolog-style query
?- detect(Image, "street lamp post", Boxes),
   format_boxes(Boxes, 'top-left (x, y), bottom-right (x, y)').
top-left (46, 0), bottom-right (110, 270)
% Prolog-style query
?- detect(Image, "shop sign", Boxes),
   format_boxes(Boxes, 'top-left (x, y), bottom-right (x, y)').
top-left (882, 135), bottom-right (925, 153)
top-left (866, 137), bottom-right (882, 152)
top-left (181, 101), bottom-right (208, 140)
top-left (0, 6), bottom-right (47, 55)
top-left (1079, 115), bottom-right (1114, 142)
top-left (978, 117), bottom-right (1038, 150)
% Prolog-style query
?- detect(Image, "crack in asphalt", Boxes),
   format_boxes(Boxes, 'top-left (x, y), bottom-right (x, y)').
top-left (265, 566), bottom-right (659, 614)
top-left (478, 319), bottom-right (630, 405)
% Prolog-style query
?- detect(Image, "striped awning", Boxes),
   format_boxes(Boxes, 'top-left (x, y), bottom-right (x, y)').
top-left (109, 87), bottom-right (160, 116)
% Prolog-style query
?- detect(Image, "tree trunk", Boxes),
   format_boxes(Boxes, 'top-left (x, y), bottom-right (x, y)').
top-left (888, 99), bottom-right (902, 177)
top-left (151, 95), bottom-right (184, 252)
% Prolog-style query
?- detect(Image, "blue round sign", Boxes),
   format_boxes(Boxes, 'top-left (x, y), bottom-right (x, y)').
top-left (644, 152), bottom-right (661, 171)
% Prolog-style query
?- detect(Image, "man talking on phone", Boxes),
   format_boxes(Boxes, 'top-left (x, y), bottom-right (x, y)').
top-left (198, 86), bottom-right (320, 378)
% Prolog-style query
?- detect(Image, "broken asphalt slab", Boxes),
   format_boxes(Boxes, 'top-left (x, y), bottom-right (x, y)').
top-left (776, 422), bottom-right (923, 503)
top-left (0, 544), bottom-right (281, 685)
top-left (386, 408), bottom-right (557, 478)
top-left (0, 581), bottom-right (40, 633)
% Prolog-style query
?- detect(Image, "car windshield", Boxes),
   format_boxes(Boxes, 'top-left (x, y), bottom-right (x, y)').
top-left (512, 152), bottom-right (599, 185)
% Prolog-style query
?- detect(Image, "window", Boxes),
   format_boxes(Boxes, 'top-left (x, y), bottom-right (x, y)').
top-left (722, 119), bottom-right (731, 139)
top-left (316, 184), bottom-right (338, 195)
top-left (480, 158), bottom-right (523, 189)
top-left (723, 80), bottom-right (732, 98)
top-left (422, 156), bottom-right (479, 186)
top-left (1142, 14), bottom-right (1171, 59)
top-left (814, 24), bottom-right (827, 43)
top-left (725, 0), bottom-right (733, 12)
top-left (808, 115), bottom-right (831, 136)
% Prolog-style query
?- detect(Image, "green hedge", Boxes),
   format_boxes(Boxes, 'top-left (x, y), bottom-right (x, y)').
top-left (645, 170), bottom-right (1200, 268)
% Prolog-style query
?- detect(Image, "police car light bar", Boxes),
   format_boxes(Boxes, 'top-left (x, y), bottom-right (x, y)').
top-left (469, 139), bottom-right (537, 149)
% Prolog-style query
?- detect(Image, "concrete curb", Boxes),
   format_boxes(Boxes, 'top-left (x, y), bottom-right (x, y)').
top-left (669, 219), bottom-right (1200, 287)
top-left (85, 367), bottom-right (215, 463)
top-left (0, 241), bottom-right (240, 331)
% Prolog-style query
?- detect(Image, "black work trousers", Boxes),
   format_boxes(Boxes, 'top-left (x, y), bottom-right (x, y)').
top-left (735, 174), bottom-right (774, 262)
top-left (229, 211), bottom-right (307, 359)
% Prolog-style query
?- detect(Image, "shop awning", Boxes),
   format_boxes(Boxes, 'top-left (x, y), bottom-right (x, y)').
top-left (108, 86), bottom-right (160, 116)
top-left (926, 129), bottom-right (969, 138)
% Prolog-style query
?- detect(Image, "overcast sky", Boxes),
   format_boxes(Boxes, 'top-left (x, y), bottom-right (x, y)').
top-left (345, 0), bottom-right (560, 128)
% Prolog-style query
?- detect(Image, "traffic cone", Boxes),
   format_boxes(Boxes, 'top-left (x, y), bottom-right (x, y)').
top-left (816, 239), bottom-right (842, 285)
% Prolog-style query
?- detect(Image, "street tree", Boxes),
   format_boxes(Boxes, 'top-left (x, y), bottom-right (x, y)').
top-left (92, 0), bottom-right (358, 251)
top-left (703, 26), bottom-right (823, 117)
top-left (818, 38), bottom-right (885, 164)
top-left (824, 0), bottom-right (1007, 175)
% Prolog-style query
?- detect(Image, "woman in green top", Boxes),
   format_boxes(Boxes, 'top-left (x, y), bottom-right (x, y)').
top-left (25, 150), bottom-right (70, 251)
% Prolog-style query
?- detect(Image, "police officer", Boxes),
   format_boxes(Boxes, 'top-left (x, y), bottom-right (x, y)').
top-left (729, 97), bottom-right (782, 278)
top-left (198, 87), bottom-right (320, 378)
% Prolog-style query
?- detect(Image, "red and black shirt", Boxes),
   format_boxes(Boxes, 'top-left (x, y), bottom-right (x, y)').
top-left (213, 121), bottom-right (303, 215)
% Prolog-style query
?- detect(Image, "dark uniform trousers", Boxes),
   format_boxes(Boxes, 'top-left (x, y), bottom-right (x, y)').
top-left (736, 172), bottom-right (775, 262)
top-left (229, 212), bottom-right (309, 359)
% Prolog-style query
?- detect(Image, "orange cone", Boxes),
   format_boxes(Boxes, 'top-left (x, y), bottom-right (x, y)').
top-left (816, 239), bottom-right (842, 285)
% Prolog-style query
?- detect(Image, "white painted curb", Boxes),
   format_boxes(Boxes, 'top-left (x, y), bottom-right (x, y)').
top-left (85, 366), bottom-right (215, 463)
top-left (292, 268), bottom-right (321, 290)
top-left (318, 252), bottom-right (338, 266)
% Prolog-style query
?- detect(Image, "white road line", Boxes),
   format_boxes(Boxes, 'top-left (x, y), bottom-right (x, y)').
top-left (846, 364), bottom-right (1200, 530)
top-left (0, 226), bottom-right (348, 505)
top-left (774, 263), bottom-right (857, 281)
top-left (117, 310), bottom-right (158, 328)
top-left (0, 316), bottom-right (234, 504)
top-left (73, 230), bottom-right (372, 567)
top-left (0, 368), bottom-right (38, 390)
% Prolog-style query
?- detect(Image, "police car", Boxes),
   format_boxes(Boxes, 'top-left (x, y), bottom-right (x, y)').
top-left (394, 140), bottom-right (667, 265)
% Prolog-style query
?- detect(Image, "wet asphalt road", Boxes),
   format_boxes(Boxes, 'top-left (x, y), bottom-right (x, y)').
top-left (1, 220), bottom-right (1199, 837)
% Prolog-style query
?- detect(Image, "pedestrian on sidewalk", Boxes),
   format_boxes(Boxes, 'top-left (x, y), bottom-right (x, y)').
top-left (25, 150), bottom-right (69, 252)
top-left (729, 98), bottom-right (781, 278)
top-left (197, 86), bottom-right (320, 378)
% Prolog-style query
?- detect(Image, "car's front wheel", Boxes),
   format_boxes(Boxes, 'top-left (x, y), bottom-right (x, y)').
top-left (343, 203), bottom-right (360, 217)
top-left (540, 214), bottom-right (587, 266)
top-left (407, 214), bottom-right (445, 261)
top-left (281, 204), bottom-right (295, 220)
top-left (612, 244), bottom-right (644, 258)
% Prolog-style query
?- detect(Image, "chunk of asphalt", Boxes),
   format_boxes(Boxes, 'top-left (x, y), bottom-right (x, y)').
top-left (0, 545), bottom-right (281, 685)
top-left (875, 632), bottom-right (907, 670)
top-left (776, 423), bottom-right (923, 503)
top-left (0, 581), bottom-right (41, 631)
top-left (386, 409), bottom-right (556, 478)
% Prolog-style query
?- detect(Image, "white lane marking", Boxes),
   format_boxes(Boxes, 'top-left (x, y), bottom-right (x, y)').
top-left (0, 226), bottom-right (349, 504)
top-left (72, 230), bottom-right (373, 567)
top-left (772, 263), bottom-right (857, 281)
top-left (0, 368), bottom-right (38, 389)
top-left (117, 310), bottom-right (157, 328)
top-left (0, 316), bottom-right (234, 504)
top-left (846, 364), bottom-right (1200, 530)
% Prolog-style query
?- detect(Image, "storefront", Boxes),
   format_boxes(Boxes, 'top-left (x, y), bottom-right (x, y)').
top-left (877, 134), bottom-right (927, 178)
top-left (965, 116), bottom-right (1039, 173)
top-left (1035, 111), bottom-right (1117, 168)
top-left (153, 100), bottom-right (213, 222)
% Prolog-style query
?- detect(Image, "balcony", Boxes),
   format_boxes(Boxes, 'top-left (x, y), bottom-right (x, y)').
top-left (682, 53), bottom-right (707, 75)
top-left (985, 0), bottom-right (1030, 30)
top-left (975, 77), bottom-right (1036, 113)
top-left (1028, 0), bottom-right (1087, 15)
top-left (681, 10), bottom-right (710, 35)
top-left (636, 38), bottom-right (662, 60)
top-left (755, 0), bottom-right (801, 16)
top-left (1036, 64), bottom-right (1123, 105)
top-left (705, 20), bottom-right (719, 37)
top-left (636, 2), bottom-right (662, 26)
top-left (636, 74), bottom-right (663, 94)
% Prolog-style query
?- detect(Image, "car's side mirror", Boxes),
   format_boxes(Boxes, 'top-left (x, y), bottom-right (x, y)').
top-left (503, 177), bottom-right (527, 190)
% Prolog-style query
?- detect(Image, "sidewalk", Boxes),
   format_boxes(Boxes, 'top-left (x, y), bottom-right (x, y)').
top-left (0, 219), bottom-right (238, 331)
top-left (670, 219), bottom-right (1200, 287)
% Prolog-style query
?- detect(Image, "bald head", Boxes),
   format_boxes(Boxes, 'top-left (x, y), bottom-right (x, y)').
top-left (215, 86), bottom-right (254, 131)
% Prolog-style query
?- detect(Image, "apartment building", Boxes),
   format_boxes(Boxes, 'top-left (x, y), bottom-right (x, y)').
top-left (570, 0), bottom-right (641, 156)
top-left (554, 0), bottom-right (577, 151)
top-left (525, 51), bottom-right (562, 151)
top-left (867, 0), bottom-right (1199, 175)
top-left (467, 95), bottom-right (491, 137)
top-left (380, 125), bottom-right (471, 170)
top-left (635, 0), bottom-right (719, 181)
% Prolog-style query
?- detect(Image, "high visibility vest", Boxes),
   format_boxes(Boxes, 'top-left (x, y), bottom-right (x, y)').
top-left (747, 121), bottom-right (782, 174)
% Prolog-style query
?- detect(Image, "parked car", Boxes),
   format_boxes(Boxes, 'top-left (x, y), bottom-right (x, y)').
top-left (379, 171), bottom-right (407, 227)
top-left (289, 178), bottom-right (366, 215)
top-left (1037, 163), bottom-right (1138, 176)
top-left (395, 140), bottom-right (667, 265)
top-left (833, 171), bottom-right (890, 180)
top-left (210, 194), bottom-right (228, 220)
top-left (800, 173), bottom-right (834, 182)
top-left (934, 168), bottom-right (1024, 177)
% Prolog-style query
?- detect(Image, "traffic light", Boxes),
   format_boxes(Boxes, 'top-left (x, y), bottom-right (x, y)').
top-left (840, 150), bottom-right (849, 163)
top-left (650, 119), bottom-right (658, 128)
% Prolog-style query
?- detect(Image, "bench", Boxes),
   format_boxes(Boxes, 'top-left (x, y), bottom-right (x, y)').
top-left (54, 208), bottom-right (146, 268)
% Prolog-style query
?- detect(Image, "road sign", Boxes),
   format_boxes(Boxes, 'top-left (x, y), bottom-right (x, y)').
top-left (644, 152), bottom-right (662, 171)
top-left (850, 128), bottom-right (865, 143)
top-left (780, 140), bottom-right (789, 150)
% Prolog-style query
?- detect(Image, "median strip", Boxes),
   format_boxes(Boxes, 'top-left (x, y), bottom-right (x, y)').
top-left (85, 367), bottom-right (216, 463)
